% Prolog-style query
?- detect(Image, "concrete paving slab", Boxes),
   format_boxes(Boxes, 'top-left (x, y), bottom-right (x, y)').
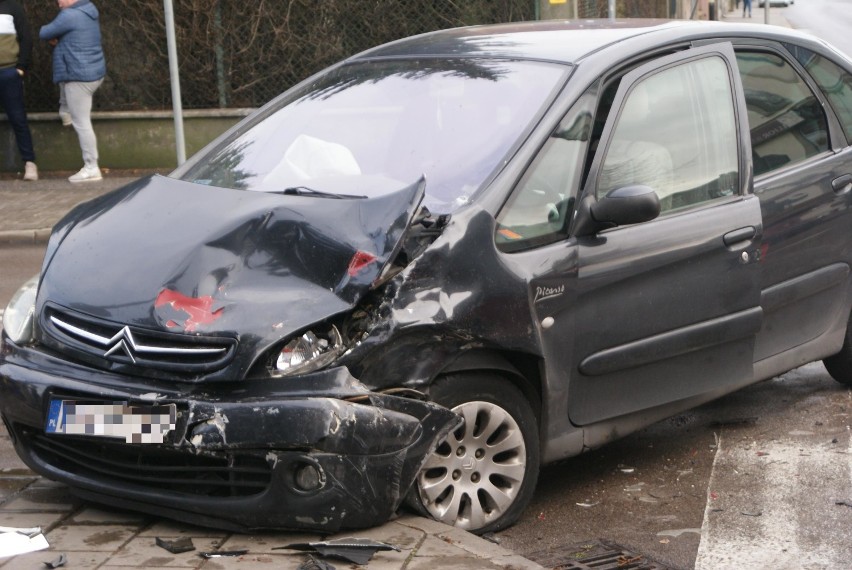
top-left (44, 524), bottom-right (140, 552)
top-left (216, 532), bottom-right (324, 555)
top-left (71, 507), bottom-right (151, 526)
top-left (0, 510), bottom-right (67, 530)
top-left (195, 553), bottom-right (306, 569)
top-left (138, 521), bottom-right (230, 539)
top-left (1, 548), bottom-right (112, 569)
top-left (0, 484), bottom-right (80, 512)
top-left (105, 536), bottom-right (225, 568)
top-left (406, 555), bottom-right (509, 569)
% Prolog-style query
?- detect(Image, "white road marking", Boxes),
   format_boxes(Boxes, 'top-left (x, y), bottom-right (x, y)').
top-left (696, 422), bottom-right (852, 568)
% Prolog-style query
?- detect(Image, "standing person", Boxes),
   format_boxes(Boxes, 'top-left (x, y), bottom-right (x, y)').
top-left (40, 0), bottom-right (105, 183)
top-left (0, 0), bottom-right (37, 181)
top-left (743, 0), bottom-right (752, 17)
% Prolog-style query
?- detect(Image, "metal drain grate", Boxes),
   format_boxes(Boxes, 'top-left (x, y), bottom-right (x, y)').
top-left (524, 539), bottom-right (675, 570)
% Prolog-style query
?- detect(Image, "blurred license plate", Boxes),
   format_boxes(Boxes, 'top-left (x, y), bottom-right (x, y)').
top-left (45, 399), bottom-right (176, 444)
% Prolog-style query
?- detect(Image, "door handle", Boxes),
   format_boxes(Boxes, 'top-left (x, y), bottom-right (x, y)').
top-left (723, 226), bottom-right (756, 247)
top-left (832, 174), bottom-right (852, 195)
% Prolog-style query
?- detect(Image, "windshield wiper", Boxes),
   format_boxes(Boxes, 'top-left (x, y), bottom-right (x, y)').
top-left (277, 186), bottom-right (366, 199)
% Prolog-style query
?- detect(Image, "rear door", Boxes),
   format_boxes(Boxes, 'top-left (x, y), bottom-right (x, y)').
top-left (733, 44), bottom-right (852, 362)
top-left (566, 43), bottom-right (764, 425)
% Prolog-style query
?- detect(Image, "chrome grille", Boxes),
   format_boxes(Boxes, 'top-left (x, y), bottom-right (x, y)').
top-left (41, 306), bottom-right (236, 374)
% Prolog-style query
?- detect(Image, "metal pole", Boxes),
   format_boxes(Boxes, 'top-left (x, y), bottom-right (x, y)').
top-left (764, 1), bottom-right (769, 23)
top-left (215, 0), bottom-right (227, 108)
top-left (608, 0), bottom-right (616, 19)
top-left (164, 0), bottom-right (186, 165)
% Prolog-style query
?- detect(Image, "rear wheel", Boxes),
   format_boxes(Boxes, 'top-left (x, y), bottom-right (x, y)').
top-left (823, 321), bottom-right (852, 386)
top-left (411, 373), bottom-right (539, 534)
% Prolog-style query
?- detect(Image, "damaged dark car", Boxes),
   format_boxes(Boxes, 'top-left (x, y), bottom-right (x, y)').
top-left (4, 19), bottom-right (852, 535)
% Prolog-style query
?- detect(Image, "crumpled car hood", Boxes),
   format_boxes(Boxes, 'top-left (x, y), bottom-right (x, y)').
top-left (37, 174), bottom-right (424, 378)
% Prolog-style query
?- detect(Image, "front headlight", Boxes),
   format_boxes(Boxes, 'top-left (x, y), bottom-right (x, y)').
top-left (3, 274), bottom-right (39, 344)
top-left (273, 325), bottom-right (345, 377)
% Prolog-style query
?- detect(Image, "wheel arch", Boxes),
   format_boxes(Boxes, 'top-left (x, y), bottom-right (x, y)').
top-left (437, 349), bottom-right (544, 420)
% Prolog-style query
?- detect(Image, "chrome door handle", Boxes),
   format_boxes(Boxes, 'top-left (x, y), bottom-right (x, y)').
top-left (832, 174), bottom-right (852, 194)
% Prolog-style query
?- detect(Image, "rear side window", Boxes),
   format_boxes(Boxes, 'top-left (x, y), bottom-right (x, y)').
top-left (785, 44), bottom-right (852, 146)
top-left (735, 51), bottom-right (829, 176)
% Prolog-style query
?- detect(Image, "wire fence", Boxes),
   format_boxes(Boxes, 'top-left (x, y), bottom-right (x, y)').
top-left (21, 0), bottom-right (674, 113)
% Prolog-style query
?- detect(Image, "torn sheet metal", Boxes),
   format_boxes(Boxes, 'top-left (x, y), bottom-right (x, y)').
top-left (281, 538), bottom-right (401, 565)
top-left (199, 550), bottom-right (248, 558)
top-left (43, 553), bottom-right (67, 569)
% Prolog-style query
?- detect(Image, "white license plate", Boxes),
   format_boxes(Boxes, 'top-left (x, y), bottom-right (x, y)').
top-left (45, 399), bottom-right (176, 444)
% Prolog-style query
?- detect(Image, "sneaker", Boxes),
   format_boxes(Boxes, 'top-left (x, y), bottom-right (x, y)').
top-left (59, 111), bottom-right (72, 127)
top-left (69, 165), bottom-right (103, 183)
top-left (23, 161), bottom-right (38, 181)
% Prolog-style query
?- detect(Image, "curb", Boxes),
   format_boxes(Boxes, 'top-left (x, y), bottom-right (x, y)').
top-left (0, 229), bottom-right (52, 245)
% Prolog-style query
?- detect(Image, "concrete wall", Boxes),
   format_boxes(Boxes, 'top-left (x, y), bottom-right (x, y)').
top-left (0, 109), bottom-right (252, 173)
top-left (538, 0), bottom-right (710, 21)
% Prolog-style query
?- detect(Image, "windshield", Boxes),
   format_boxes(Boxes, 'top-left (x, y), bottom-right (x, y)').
top-left (175, 58), bottom-right (568, 212)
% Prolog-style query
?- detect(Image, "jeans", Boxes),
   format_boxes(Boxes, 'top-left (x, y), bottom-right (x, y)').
top-left (60, 79), bottom-right (103, 168)
top-left (0, 67), bottom-right (36, 163)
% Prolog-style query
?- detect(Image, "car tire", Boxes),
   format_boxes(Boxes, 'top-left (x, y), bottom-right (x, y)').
top-left (408, 373), bottom-right (540, 534)
top-left (823, 324), bottom-right (852, 386)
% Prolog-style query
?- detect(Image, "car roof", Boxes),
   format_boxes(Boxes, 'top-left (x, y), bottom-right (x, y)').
top-left (352, 19), bottom-right (830, 65)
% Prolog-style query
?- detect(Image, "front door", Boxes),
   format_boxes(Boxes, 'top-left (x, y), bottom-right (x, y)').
top-left (566, 43), bottom-right (764, 425)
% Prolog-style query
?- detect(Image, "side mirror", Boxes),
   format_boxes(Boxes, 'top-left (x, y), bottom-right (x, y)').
top-left (573, 185), bottom-right (661, 236)
top-left (592, 185), bottom-right (661, 226)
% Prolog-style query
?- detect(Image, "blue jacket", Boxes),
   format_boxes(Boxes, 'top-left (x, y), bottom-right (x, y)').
top-left (39, 0), bottom-right (105, 83)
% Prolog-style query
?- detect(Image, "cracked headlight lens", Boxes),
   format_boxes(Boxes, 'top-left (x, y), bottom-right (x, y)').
top-left (274, 325), bottom-right (344, 377)
top-left (3, 274), bottom-right (39, 345)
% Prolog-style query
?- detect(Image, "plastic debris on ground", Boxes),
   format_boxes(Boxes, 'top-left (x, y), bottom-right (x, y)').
top-left (155, 537), bottom-right (195, 554)
top-left (0, 526), bottom-right (49, 558)
top-left (279, 538), bottom-right (401, 565)
top-left (43, 553), bottom-right (67, 568)
top-left (199, 549), bottom-right (248, 558)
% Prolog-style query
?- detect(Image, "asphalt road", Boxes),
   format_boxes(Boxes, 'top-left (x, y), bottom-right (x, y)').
top-left (784, 0), bottom-right (852, 58)
top-left (494, 362), bottom-right (852, 569)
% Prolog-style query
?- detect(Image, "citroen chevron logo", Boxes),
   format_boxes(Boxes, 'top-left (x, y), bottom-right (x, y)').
top-left (103, 327), bottom-right (139, 363)
top-left (49, 315), bottom-right (228, 364)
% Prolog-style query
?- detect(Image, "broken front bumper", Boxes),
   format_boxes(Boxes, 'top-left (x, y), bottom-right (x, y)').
top-left (0, 344), bottom-right (459, 532)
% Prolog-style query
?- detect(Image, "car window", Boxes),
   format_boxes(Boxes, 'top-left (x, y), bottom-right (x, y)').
top-left (495, 92), bottom-right (595, 252)
top-left (735, 51), bottom-right (830, 176)
top-left (784, 44), bottom-right (852, 146)
top-left (174, 59), bottom-right (568, 214)
top-left (598, 56), bottom-right (739, 213)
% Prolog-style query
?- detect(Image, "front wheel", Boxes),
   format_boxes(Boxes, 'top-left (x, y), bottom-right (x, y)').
top-left (410, 373), bottom-right (539, 534)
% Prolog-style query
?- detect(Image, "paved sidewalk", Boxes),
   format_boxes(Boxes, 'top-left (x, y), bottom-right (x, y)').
top-left (0, 171), bottom-right (147, 243)
top-left (721, 4), bottom-right (791, 27)
top-left (0, 469), bottom-right (540, 569)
